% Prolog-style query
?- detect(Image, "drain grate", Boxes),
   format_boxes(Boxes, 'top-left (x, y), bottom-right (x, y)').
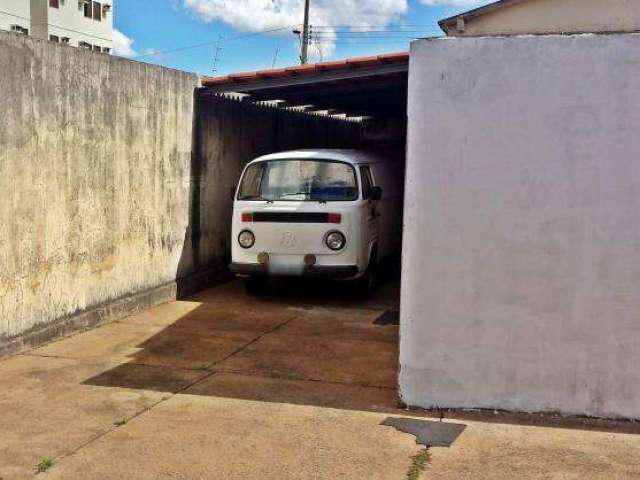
top-left (374, 309), bottom-right (400, 325)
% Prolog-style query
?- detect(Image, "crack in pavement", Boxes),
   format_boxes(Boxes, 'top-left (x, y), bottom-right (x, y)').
top-left (44, 313), bottom-right (300, 473)
top-left (212, 367), bottom-right (399, 390)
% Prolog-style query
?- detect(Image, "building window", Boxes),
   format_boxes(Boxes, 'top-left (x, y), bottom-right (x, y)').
top-left (61, 37), bottom-right (70, 44)
top-left (79, 41), bottom-right (92, 49)
top-left (10, 25), bottom-right (29, 35)
top-left (49, 35), bottom-right (60, 42)
top-left (79, 0), bottom-right (102, 20)
top-left (50, 0), bottom-right (59, 8)
top-left (92, 1), bottom-right (102, 21)
top-left (102, 47), bottom-right (110, 54)
top-left (92, 44), bottom-right (101, 52)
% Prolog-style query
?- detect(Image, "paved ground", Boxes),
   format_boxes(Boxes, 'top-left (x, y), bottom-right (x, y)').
top-left (1, 279), bottom-right (639, 479)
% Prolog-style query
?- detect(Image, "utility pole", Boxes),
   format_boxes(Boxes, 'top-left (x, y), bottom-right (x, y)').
top-left (272, 48), bottom-right (280, 68)
top-left (300, 0), bottom-right (310, 64)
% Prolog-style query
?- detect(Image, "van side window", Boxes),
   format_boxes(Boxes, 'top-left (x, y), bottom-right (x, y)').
top-left (360, 166), bottom-right (374, 199)
top-left (238, 163), bottom-right (264, 200)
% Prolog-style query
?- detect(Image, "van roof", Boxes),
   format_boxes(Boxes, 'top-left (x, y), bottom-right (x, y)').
top-left (249, 149), bottom-right (377, 166)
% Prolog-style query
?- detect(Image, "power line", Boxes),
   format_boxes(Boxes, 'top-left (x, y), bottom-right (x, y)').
top-left (0, 9), bottom-right (31, 21)
top-left (313, 33), bottom-right (437, 38)
top-left (131, 25), bottom-right (297, 59)
top-left (315, 40), bottom-right (424, 45)
top-left (312, 24), bottom-right (440, 28)
top-left (313, 30), bottom-right (442, 34)
top-left (314, 29), bottom-right (440, 33)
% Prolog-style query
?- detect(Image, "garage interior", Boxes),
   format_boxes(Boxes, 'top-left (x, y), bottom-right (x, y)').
top-left (189, 52), bottom-right (410, 282)
top-left (84, 53), bottom-right (411, 412)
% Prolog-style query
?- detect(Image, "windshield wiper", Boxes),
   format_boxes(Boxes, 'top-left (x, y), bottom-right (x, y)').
top-left (280, 192), bottom-right (310, 198)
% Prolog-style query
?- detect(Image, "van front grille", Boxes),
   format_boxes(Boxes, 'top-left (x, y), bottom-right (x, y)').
top-left (252, 212), bottom-right (332, 223)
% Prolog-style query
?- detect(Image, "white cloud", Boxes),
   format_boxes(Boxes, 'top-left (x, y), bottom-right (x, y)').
top-left (112, 29), bottom-right (137, 57)
top-left (183, 0), bottom-right (408, 61)
top-left (420, 0), bottom-right (490, 6)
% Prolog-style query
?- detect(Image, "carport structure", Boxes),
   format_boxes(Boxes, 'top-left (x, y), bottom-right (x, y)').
top-left (201, 52), bottom-right (409, 119)
top-left (188, 52), bottom-right (411, 314)
top-left (188, 51), bottom-right (411, 415)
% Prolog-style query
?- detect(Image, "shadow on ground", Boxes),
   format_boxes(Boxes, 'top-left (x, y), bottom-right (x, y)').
top-left (83, 274), bottom-right (411, 415)
top-left (80, 273), bottom-right (640, 438)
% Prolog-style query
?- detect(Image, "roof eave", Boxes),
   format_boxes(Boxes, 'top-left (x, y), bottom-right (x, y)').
top-left (201, 52), bottom-right (409, 91)
top-left (438, 0), bottom-right (525, 30)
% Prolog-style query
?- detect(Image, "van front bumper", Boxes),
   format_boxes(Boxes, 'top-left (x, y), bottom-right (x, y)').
top-left (230, 262), bottom-right (359, 279)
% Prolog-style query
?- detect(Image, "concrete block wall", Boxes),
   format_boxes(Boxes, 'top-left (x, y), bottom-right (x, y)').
top-left (401, 33), bottom-right (640, 419)
top-left (0, 32), bottom-right (199, 353)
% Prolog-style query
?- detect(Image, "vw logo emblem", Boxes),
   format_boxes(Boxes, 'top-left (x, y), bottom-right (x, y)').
top-left (281, 231), bottom-right (295, 248)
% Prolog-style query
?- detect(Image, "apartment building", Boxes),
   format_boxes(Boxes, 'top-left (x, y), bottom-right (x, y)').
top-left (0, 0), bottom-right (30, 35)
top-left (0, 0), bottom-right (113, 53)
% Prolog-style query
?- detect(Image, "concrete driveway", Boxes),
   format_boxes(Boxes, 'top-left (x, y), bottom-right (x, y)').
top-left (1, 279), bottom-right (639, 479)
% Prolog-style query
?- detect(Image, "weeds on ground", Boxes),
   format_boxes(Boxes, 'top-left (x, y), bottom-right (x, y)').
top-left (406, 448), bottom-right (430, 480)
top-left (114, 418), bottom-right (127, 426)
top-left (36, 459), bottom-right (53, 473)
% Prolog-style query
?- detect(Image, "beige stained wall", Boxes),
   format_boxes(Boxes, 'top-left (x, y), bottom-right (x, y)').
top-left (0, 32), bottom-right (199, 345)
top-left (29, 0), bottom-right (48, 39)
top-left (0, 31), bottom-right (367, 355)
top-left (445, 0), bottom-right (640, 36)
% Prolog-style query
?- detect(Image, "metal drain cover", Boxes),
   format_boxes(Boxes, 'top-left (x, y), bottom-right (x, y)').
top-left (381, 417), bottom-right (466, 447)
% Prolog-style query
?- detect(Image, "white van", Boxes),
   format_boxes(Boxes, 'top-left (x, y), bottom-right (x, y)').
top-left (230, 149), bottom-right (403, 294)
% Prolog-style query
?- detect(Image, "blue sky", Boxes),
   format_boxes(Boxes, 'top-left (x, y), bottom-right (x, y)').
top-left (114, 0), bottom-right (489, 76)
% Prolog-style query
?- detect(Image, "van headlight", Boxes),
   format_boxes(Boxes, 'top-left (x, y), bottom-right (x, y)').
top-left (238, 230), bottom-right (255, 249)
top-left (325, 231), bottom-right (346, 251)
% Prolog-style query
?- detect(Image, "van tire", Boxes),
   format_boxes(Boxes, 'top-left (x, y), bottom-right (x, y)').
top-left (245, 277), bottom-right (268, 295)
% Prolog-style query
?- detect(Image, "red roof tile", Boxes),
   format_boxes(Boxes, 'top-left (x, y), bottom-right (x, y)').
top-left (202, 52), bottom-right (409, 88)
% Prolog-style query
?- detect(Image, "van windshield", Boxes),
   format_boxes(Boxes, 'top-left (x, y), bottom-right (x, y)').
top-left (237, 160), bottom-right (358, 202)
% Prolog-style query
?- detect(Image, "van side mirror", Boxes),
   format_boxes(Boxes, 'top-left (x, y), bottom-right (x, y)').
top-left (371, 186), bottom-right (383, 201)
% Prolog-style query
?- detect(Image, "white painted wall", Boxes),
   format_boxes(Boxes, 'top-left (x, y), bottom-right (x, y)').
top-left (401, 34), bottom-right (640, 419)
top-left (0, 0), bottom-right (31, 34)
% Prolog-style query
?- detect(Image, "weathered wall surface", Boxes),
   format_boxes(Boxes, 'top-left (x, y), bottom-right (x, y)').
top-left (0, 32), bottom-right (199, 352)
top-left (401, 34), bottom-right (640, 419)
top-left (193, 95), bottom-right (364, 273)
top-left (444, 0), bottom-right (640, 37)
top-left (0, 32), bottom-right (365, 355)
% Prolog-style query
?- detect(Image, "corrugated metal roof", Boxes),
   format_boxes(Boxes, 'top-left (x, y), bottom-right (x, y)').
top-left (202, 52), bottom-right (409, 88)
